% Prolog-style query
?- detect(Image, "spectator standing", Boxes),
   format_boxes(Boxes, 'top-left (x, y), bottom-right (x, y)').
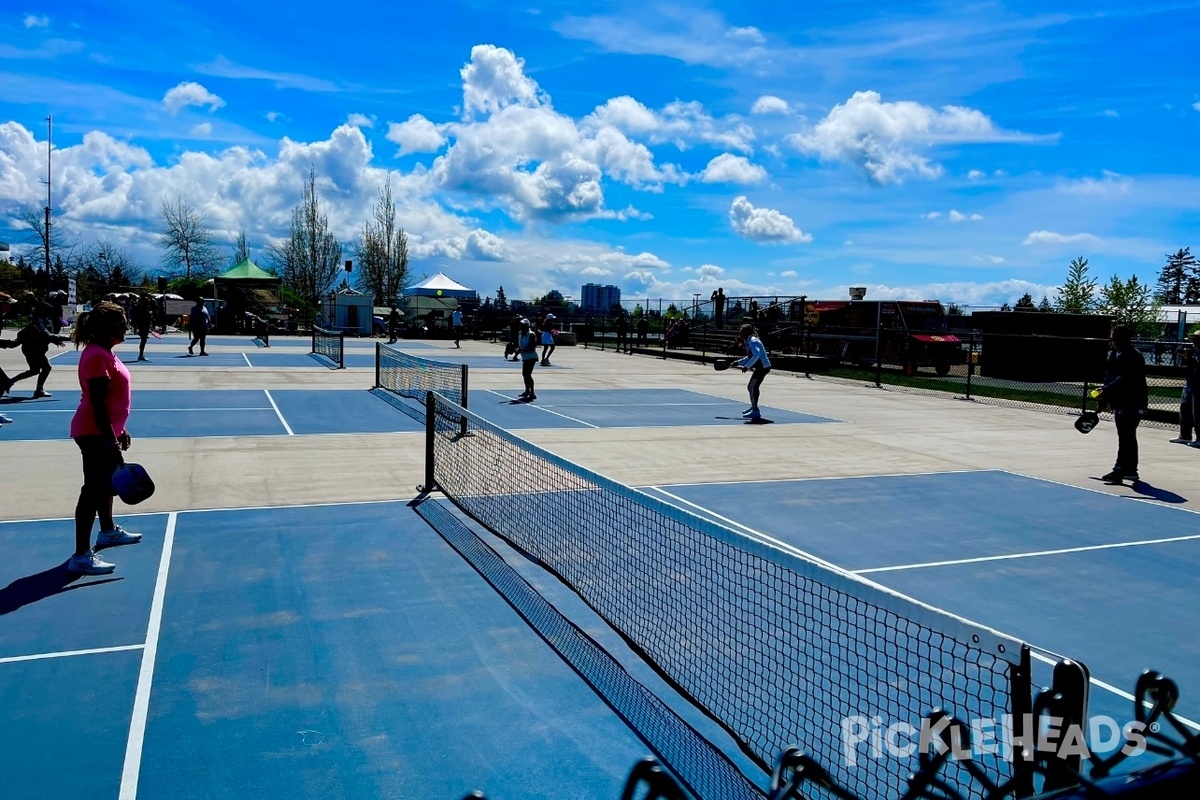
top-left (451, 308), bottom-right (464, 348)
top-left (711, 287), bottom-right (726, 327)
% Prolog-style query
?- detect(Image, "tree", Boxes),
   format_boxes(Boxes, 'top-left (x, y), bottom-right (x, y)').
top-left (232, 230), bottom-right (250, 266)
top-left (1014, 293), bottom-right (1036, 310)
top-left (1154, 247), bottom-right (1197, 305)
top-left (495, 286), bottom-right (508, 311)
top-left (1100, 274), bottom-right (1157, 335)
top-left (159, 196), bottom-right (221, 280)
top-left (1037, 296), bottom-right (1052, 312)
top-left (268, 167), bottom-right (342, 319)
top-left (1055, 256), bottom-right (1098, 313)
top-left (354, 176), bottom-right (410, 306)
top-left (12, 204), bottom-right (76, 275)
top-left (946, 303), bottom-right (963, 317)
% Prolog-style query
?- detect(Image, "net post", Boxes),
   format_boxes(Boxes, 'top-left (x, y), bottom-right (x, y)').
top-left (421, 391), bottom-right (436, 492)
top-left (374, 342), bottom-right (382, 389)
top-left (338, 330), bottom-right (345, 369)
top-left (459, 363), bottom-right (469, 436)
top-left (310, 325), bottom-right (315, 355)
top-left (1009, 644), bottom-right (1035, 798)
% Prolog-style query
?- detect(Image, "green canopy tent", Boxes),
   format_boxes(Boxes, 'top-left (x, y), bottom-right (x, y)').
top-left (208, 259), bottom-right (284, 334)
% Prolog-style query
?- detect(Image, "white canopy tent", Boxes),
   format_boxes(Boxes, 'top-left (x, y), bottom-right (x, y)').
top-left (404, 272), bottom-right (476, 299)
top-left (403, 272), bottom-right (477, 328)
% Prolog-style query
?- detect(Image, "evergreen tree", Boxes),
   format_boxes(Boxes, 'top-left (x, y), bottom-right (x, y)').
top-left (1154, 247), bottom-right (1196, 305)
top-left (1038, 296), bottom-right (1052, 311)
top-left (495, 286), bottom-right (508, 311)
top-left (1014, 292), bottom-right (1036, 310)
top-left (1055, 256), bottom-right (1098, 313)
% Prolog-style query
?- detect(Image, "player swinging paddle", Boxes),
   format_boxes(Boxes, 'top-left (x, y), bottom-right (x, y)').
top-left (735, 324), bottom-right (771, 420)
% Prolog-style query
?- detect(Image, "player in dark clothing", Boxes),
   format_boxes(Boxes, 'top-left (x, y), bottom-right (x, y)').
top-left (132, 294), bottom-right (154, 361)
top-left (7, 294), bottom-right (68, 398)
top-left (1095, 325), bottom-right (1149, 484)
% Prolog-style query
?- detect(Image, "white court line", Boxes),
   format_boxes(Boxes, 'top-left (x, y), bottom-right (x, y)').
top-left (0, 643), bottom-right (144, 666)
top-left (263, 389), bottom-right (294, 436)
top-left (855, 533), bottom-right (1200, 574)
top-left (482, 389), bottom-right (599, 428)
top-left (647, 468), bottom-right (987, 490)
top-left (119, 511), bottom-right (177, 800)
top-left (1027, 650), bottom-right (1200, 732)
top-left (998, 469), bottom-right (1200, 517)
top-left (242, 353), bottom-right (253, 367)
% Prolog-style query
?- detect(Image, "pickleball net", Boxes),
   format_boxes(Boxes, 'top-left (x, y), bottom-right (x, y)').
top-left (311, 325), bottom-right (345, 368)
top-left (373, 343), bottom-right (468, 425)
top-left (420, 391), bottom-right (1034, 800)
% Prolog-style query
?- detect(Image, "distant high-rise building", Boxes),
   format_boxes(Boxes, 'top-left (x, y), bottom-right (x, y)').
top-left (581, 283), bottom-right (621, 315)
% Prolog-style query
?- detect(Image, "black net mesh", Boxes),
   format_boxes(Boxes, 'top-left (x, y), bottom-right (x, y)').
top-left (427, 393), bottom-right (1028, 800)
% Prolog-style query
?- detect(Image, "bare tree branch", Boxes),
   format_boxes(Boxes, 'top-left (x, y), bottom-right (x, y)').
top-left (158, 196), bottom-right (221, 280)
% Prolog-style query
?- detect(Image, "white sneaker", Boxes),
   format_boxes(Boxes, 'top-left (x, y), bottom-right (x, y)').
top-left (68, 551), bottom-right (116, 575)
top-left (1170, 437), bottom-right (1192, 444)
top-left (742, 408), bottom-right (756, 417)
top-left (96, 526), bottom-right (142, 547)
top-left (32, 389), bottom-right (51, 398)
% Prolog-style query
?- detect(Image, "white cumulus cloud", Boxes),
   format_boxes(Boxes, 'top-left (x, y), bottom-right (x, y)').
top-left (460, 44), bottom-right (545, 118)
top-left (163, 81), bottom-right (225, 114)
top-left (347, 113), bottom-right (374, 128)
top-left (24, 14), bottom-right (49, 28)
top-left (386, 114), bottom-right (446, 155)
top-left (948, 210), bottom-right (982, 222)
top-left (785, 90), bottom-right (1040, 184)
top-left (967, 169), bottom-right (985, 180)
top-left (728, 196), bottom-right (811, 243)
top-left (751, 95), bottom-right (790, 115)
top-left (780, 270), bottom-right (797, 278)
top-left (1022, 231), bottom-right (1101, 246)
top-left (700, 154), bottom-right (766, 184)
top-left (190, 122), bottom-right (213, 138)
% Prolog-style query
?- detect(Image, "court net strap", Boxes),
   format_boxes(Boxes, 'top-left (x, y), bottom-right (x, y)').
top-left (424, 391), bottom-right (1031, 800)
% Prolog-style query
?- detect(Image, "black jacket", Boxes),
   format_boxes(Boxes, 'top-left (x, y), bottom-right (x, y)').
top-left (1102, 346), bottom-right (1149, 411)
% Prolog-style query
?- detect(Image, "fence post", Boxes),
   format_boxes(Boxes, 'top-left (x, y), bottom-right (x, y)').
top-left (965, 334), bottom-right (975, 400)
top-left (799, 295), bottom-right (808, 378)
top-left (874, 301), bottom-right (883, 388)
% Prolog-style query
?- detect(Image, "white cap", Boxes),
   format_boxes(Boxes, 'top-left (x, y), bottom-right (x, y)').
top-left (546, 313), bottom-right (555, 319)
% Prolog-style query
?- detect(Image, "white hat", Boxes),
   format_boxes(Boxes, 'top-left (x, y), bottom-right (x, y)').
top-left (546, 313), bottom-right (555, 319)
top-left (520, 318), bottom-right (530, 325)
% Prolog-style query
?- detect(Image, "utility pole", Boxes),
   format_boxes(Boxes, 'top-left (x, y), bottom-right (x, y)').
top-left (43, 115), bottom-right (52, 274)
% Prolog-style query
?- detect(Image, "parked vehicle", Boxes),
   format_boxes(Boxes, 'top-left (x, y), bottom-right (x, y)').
top-left (797, 300), bottom-right (964, 376)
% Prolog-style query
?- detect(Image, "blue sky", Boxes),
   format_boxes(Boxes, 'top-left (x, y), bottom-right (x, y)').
top-left (1, 1), bottom-right (1198, 307)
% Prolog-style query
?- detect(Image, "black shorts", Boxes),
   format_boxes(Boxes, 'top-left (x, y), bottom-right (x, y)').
top-left (76, 435), bottom-right (122, 495)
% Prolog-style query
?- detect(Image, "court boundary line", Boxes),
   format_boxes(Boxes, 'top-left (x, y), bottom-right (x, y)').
top-left (0, 643), bottom-right (144, 666)
top-left (118, 510), bottom-right (177, 800)
top-left (686, 387), bottom-right (851, 424)
top-left (854, 533), bottom-right (1200, 574)
top-left (3, 407), bottom-right (277, 414)
top-left (482, 389), bottom-right (600, 428)
top-left (644, 468), bottom-right (988, 490)
top-left (262, 389), bottom-right (294, 436)
top-left (0, 497), bottom-right (410, 525)
top-left (997, 469), bottom-right (1200, 518)
top-left (645, 484), bottom-right (1200, 731)
top-left (242, 353), bottom-right (253, 367)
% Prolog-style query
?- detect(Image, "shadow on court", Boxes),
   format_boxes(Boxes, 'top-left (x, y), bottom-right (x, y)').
top-left (1129, 482), bottom-right (1188, 504)
top-left (0, 564), bottom-right (121, 616)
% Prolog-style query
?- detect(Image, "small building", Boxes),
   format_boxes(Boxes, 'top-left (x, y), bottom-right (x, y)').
top-left (0, 241), bottom-right (11, 264)
top-left (322, 286), bottom-right (374, 336)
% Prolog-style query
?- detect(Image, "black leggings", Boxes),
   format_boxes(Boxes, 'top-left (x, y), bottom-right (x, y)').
top-left (748, 366), bottom-right (771, 410)
top-left (522, 358), bottom-right (536, 395)
top-left (12, 345), bottom-right (51, 389)
top-left (75, 435), bottom-right (120, 554)
top-left (190, 330), bottom-right (207, 353)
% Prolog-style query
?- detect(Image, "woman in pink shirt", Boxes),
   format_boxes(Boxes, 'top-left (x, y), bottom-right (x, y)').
top-left (68, 302), bottom-right (142, 575)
